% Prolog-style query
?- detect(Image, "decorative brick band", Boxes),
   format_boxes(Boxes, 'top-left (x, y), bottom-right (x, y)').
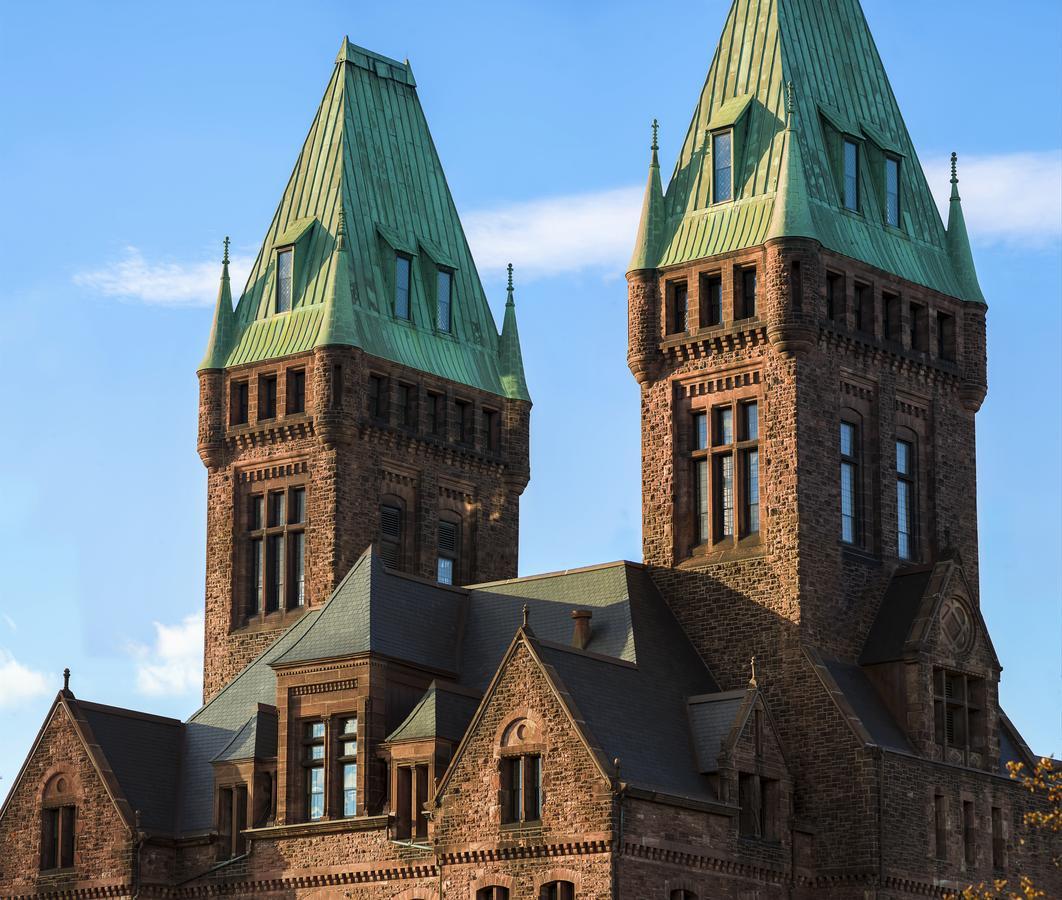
top-left (621, 840), bottom-right (786, 885)
top-left (290, 678), bottom-right (358, 695)
top-left (680, 369), bottom-right (761, 398)
top-left (236, 460), bottom-right (310, 484)
top-left (438, 838), bottom-right (610, 865)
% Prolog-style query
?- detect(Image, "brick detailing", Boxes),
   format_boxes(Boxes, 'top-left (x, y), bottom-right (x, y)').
top-left (200, 345), bottom-right (530, 701)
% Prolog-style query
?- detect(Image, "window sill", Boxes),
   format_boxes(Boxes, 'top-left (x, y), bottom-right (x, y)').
top-left (245, 814), bottom-right (389, 839)
top-left (233, 605), bottom-right (311, 634)
top-left (38, 867), bottom-right (77, 876)
top-left (682, 537), bottom-right (765, 566)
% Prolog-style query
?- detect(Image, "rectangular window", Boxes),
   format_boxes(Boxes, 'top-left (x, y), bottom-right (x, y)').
top-left (368, 374), bottom-right (387, 422)
top-left (500, 754), bottom-right (542, 824)
top-left (339, 717), bottom-right (357, 818)
top-left (669, 281), bottom-right (689, 334)
top-left (937, 312), bottom-right (956, 361)
top-left (738, 268), bottom-right (757, 319)
top-left (712, 131), bottom-right (733, 203)
top-left (743, 448), bottom-right (760, 536)
top-left (248, 537), bottom-right (263, 615)
top-left (484, 408), bottom-right (500, 453)
top-left (40, 805), bottom-right (76, 870)
top-left (694, 412), bottom-right (709, 451)
top-left (826, 272), bottom-right (844, 322)
top-left (854, 283), bottom-right (872, 333)
top-left (695, 458), bottom-right (709, 544)
top-left (910, 302), bottom-right (927, 351)
top-left (266, 533), bottom-right (284, 612)
top-left (843, 139), bottom-right (859, 211)
top-left (397, 383), bottom-right (416, 430)
top-left (289, 531), bottom-right (305, 607)
top-left (935, 792), bottom-right (948, 860)
top-left (380, 504), bottom-right (402, 569)
top-left (426, 392), bottom-right (444, 436)
top-left (231, 380), bottom-right (249, 425)
top-left (738, 772), bottom-right (761, 837)
top-left (883, 292), bottom-right (900, 341)
top-left (896, 439), bottom-right (914, 560)
top-left (455, 399), bottom-right (473, 445)
top-left (701, 273), bottom-right (722, 327)
top-left (992, 806), bottom-right (1004, 870)
top-left (304, 721), bottom-right (325, 821)
top-left (286, 369), bottom-right (306, 415)
top-left (259, 374), bottom-right (278, 421)
top-left (716, 453), bottom-right (735, 539)
top-left (934, 669), bottom-right (986, 761)
top-left (246, 487), bottom-right (304, 622)
top-left (437, 270), bottom-right (453, 333)
top-left (276, 248), bottom-right (293, 313)
top-left (437, 521), bottom-right (459, 585)
top-left (268, 491), bottom-right (286, 528)
top-left (885, 156), bottom-right (901, 227)
top-left (395, 254), bottom-right (411, 319)
top-left (963, 800), bottom-right (976, 866)
top-left (840, 422), bottom-right (860, 545)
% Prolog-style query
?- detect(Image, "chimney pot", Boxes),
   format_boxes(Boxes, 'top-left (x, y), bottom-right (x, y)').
top-left (571, 609), bottom-right (593, 650)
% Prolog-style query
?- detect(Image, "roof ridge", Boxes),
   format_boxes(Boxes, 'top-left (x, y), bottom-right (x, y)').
top-left (470, 559), bottom-right (640, 590)
top-left (76, 699), bottom-right (183, 727)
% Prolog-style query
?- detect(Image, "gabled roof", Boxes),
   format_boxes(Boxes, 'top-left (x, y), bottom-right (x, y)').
top-left (860, 558), bottom-right (1000, 669)
top-left (201, 38), bottom-right (530, 401)
top-left (385, 682), bottom-right (481, 744)
top-left (272, 548), bottom-right (466, 672)
top-left (687, 689), bottom-right (750, 773)
top-left (212, 705), bottom-right (278, 763)
top-left (646, 0), bottom-right (984, 303)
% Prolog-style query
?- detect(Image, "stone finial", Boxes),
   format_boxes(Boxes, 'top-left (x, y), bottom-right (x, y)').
top-left (222, 236), bottom-right (230, 266)
top-left (950, 151), bottom-right (958, 184)
top-left (651, 118), bottom-right (659, 152)
top-left (522, 604), bottom-right (530, 628)
top-left (507, 262), bottom-right (514, 293)
top-left (63, 668), bottom-right (71, 692)
top-left (613, 756), bottom-right (622, 777)
top-left (337, 202), bottom-right (347, 250)
top-left (749, 656), bottom-right (758, 688)
top-left (786, 81), bottom-right (795, 126)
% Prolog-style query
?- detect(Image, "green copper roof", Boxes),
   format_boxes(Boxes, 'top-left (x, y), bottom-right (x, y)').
top-left (202, 38), bottom-right (531, 399)
top-left (646, 0), bottom-right (984, 304)
top-left (628, 121), bottom-right (666, 273)
top-left (198, 238), bottom-right (236, 370)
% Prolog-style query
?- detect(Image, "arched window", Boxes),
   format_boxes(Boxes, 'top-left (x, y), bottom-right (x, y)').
top-left (40, 774), bottom-right (77, 871)
top-left (541, 881), bottom-right (575, 900)
top-left (476, 889), bottom-right (509, 900)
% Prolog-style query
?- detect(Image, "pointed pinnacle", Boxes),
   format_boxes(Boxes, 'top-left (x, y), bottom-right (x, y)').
top-left (950, 151), bottom-right (958, 184)
top-left (651, 118), bottom-right (659, 152)
top-left (506, 262), bottom-right (514, 295)
top-left (222, 236), bottom-right (230, 266)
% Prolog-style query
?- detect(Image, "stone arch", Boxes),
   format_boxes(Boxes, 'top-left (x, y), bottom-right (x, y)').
top-left (492, 707), bottom-right (546, 755)
top-left (533, 867), bottom-right (583, 898)
top-left (470, 872), bottom-right (516, 897)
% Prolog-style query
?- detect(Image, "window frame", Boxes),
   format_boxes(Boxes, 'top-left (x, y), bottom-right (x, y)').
top-left (884, 155), bottom-right (901, 228)
top-left (735, 266), bottom-right (757, 320)
top-left (933, 669), bottom-right (986, 764)
top-left (230, 379), bottom-right (250, 426)
top-left (437, 519), bottom-right (461, 585)
top-left (895, 436), bottom-right (916, 561)
top-left (302, 719), bottom-right (326, 822)
top-left (839, 417), bottom-right (862, 547)
top-left (275, 246), bottom-right (294, 314)
top-left (499, 752), bottom-right (543, 825)
top-left (285, 367), bottom-right (306, 416)
top-left (842, 139), bottom-right (860, 212)
top-left (825, 271), bottom-right (845, 323)
top-left (258, 373), bottom-right (278, 422)
top-left (394, 253), bottom-right (413, 321)
top-left (436, 268), bottom-right (454, 334)
top-left (667, 279), bottom-right (689, 335)
top-left (242, 483), bottom-right (307, 622)
top-left (39, 803), bottom-right (77, 872)
top-left (337, 716), bottom-right (358, 819)
top-left (699, 272), bottom-right (723, 328)
top-left (367, 373), bottom-right (389, 423)
top-left (711, 129), bottom-right (734, 204)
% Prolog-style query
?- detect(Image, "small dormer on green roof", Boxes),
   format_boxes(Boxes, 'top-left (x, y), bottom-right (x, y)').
top-left (642, 0), bottom-right (986, 304)
top-left (198, 238), bottom-right (236, 372)
top-left (202, 36), bottom-right (528, 402)
top-left (627, 120), bottom-right (665, 274)
top-left (498, 264), bottom-right (530, 402)
top-left (945, 153), bottom-right (986, 305)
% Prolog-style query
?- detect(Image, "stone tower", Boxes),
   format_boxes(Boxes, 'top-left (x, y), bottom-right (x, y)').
top-left (197, 39), bottom-right (531, 702)
top-left (628, 0), bottom-right (1009, 887)
top-left (628, 0), bottom-right (987, 668)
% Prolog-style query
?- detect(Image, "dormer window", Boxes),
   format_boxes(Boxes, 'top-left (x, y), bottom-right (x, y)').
top-left (276, 247), bottom-right (293, 313)
top-left (843, 140), bottom-right (859, 211)
top-left (712, 131), bottom-right (733, 203)
top-left (885, 156), bottom-right (901, 227)
top-left (436, 270), bottom-right (453, 333)
top-left (395, 254), bottom-right (412, 320)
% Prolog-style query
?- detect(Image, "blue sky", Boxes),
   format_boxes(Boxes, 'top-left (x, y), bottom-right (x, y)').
top-left (0, 0), bottom-right (1059, 801)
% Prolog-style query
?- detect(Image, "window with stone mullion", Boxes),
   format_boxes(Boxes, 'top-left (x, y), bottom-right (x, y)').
top-left (694, 399), bottom-right (759, 546)
top-left (245, 485), bottom-right (307, 621)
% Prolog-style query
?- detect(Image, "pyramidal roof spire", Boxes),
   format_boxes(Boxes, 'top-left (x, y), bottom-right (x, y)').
top-left (498, 262), bottom-right (529, 401)
top-left (627, 118), bottom-right (665, 274)
top-left (198, 236), bottom-right (237, 371)
top-left (316, 188), bottom-right (359, 348)
top-left (766, 81), bottom-right (815, 242)
top-left (946, 152), bottom-right (985, 304)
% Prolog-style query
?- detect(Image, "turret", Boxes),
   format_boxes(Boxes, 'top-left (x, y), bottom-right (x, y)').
top-left (197, 238), bottom-right (236, 468)
top-left (627, 120), bottom-right (665, 385)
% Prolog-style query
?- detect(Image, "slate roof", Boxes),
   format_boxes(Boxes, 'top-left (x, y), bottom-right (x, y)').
top-left (688, 690), bottom-right (748, 773)
top-left (386, 682), bottom-right (481, 744)
top-left (273, 550), bottom-right (465, 672)
top-left (213, 706), bottom-right (278, 763)
top-left (860, 566), bottom-right (935, 665)
top-left (820, 658), bottom-right (912, 753)
top-left (76, 701), bottom-right (183, 833)
top-left (636, 0), bottom-right (983, 303)
top-left (199, 38), bottom-right (529, 401)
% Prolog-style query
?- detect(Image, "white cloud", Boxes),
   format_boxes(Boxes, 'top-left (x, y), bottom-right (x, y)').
top-left (926, 151), bottom-right (1062, 248)
top-left (73, 246), bottom-right (253, 308)
top-left (0, 649), bottom-right (50, 708)
top-left (463, 186), bottom-right (644, 279)
top-left (129, 612), bottom-right (203, 697)
top-left (1, 613), bottom-right (15, 631)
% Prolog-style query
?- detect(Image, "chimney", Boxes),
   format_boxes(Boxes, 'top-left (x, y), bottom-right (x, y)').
top-left (571, 609), bottom-right (592, 650)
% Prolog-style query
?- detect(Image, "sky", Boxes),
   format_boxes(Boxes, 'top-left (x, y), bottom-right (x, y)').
top-left (0, 0), bottom-right (1059, 802)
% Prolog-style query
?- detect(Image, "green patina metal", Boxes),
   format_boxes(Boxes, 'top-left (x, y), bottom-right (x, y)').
top-left (199, 38), bottom-right (530, 400)
top-left (632, 0), bottom-right (984, 304)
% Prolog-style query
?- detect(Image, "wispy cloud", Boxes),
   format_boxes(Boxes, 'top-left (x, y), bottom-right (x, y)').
top-left (129, 612), bottom-right (203, 697)
top-left (71, 150), bottom-right (1059, 305)
top-left (464, 186), bottom-right (643, 279)
top-left (0, 649), bottom-right (50, 708)
top-left (926, 151), bottom-right (1061, 248)
top-left (2, 613), bottom-right (15, 631)
top-left (73, 246), bottom-right (253, 308)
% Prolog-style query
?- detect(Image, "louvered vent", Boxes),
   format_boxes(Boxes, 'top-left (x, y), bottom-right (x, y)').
top-left (438, 521), bottom-right (458, 553)
top-left (380, 505), bottom-right (402, 538)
